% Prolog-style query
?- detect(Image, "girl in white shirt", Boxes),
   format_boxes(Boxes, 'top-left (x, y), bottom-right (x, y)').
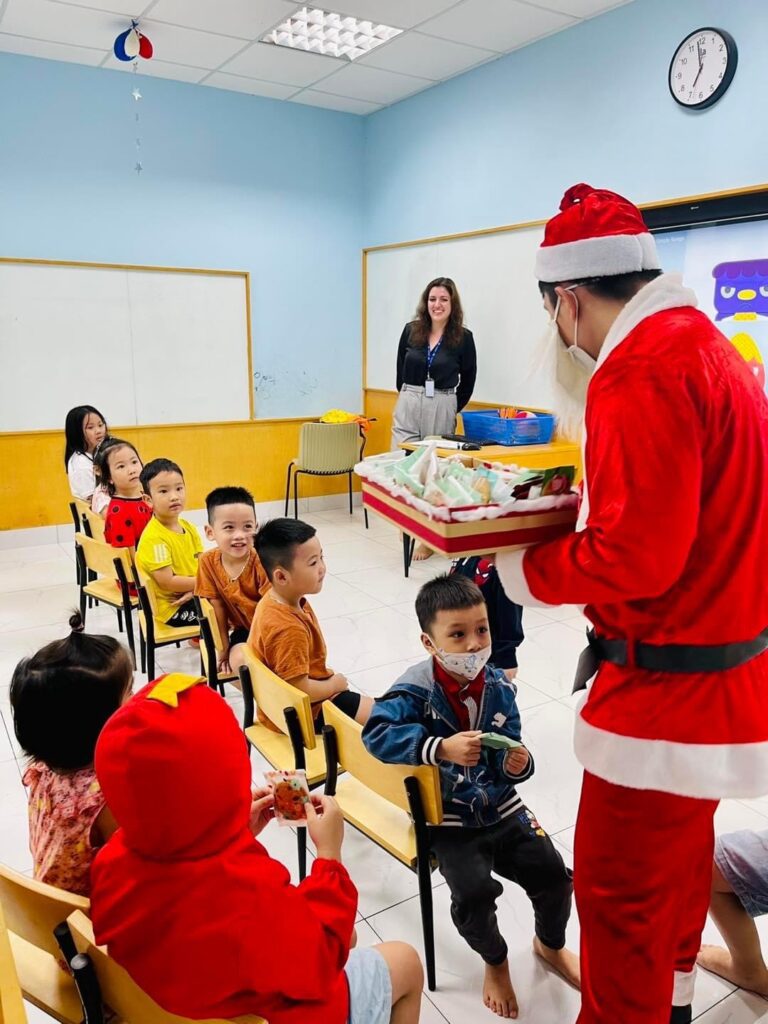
top-left (64, 405), bottom-right (110, 515)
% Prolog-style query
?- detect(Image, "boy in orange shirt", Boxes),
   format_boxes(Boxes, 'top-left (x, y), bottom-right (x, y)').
top-left (196, 487), bottom-right (270, 675)
top-left (249, 518), bottom-right (373, 729)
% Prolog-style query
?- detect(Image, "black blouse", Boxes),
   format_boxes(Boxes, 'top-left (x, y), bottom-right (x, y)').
top-left (395, 324), bottom-right (477, 411)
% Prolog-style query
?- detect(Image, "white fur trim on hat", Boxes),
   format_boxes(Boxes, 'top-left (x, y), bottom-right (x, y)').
top-left (536, 232), bottom-right (660, 283)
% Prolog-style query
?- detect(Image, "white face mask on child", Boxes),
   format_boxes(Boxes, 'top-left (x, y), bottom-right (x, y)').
top-left (429, 644), bottom-right (492, 681)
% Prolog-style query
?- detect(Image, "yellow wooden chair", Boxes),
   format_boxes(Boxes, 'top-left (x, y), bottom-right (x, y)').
top-left (284, 421), bottom-right (368, 524)
top-left (239, 647), bottom-right (329, 879)
top-left (65, 910), bottom-right (267, 1024)
top-left (74, 535), bottom-right (138, 665)
top-left (0, 901), bottom-right (28, 1024)
top-left (132, 565), bottom-right (200, 680)
top-left (81, 505), bottom-right (106, 543)
top-left (321, 700), bottom-right (444, 991)
top-left (0, 863), bottom-right (89, 1024)
top-left (194, 596), bottom-right (239, 696)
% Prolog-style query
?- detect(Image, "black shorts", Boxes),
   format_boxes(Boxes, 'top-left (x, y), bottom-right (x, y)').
top-left (228, 627), bottom-right (250, 647)
top-left (314, 690), bottom-right (362, 732)
top-left (165, 605), bottom-right (199, 628)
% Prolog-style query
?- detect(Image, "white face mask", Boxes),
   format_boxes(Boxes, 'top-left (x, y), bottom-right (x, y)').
top-left (428, 642), bottom-right (492, 681)
top-left (531, 290), bottom-right (597, 442)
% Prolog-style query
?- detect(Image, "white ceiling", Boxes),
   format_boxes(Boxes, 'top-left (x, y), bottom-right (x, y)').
top-left (0, 0), bottom-right (631, 115)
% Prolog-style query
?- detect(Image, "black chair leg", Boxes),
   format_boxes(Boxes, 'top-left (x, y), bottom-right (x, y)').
top-left (139, 632), bottom-right (146, 674)
top-left (348, 471), bottom-right (353, 515)
top-left (284, 463), bottom-right (293, 517)
top-left (416, 854), bottom-right (436, 991)
top-left (116, 608), bottom-right (123, 633)
top-left (147, 643), bottom-right (155, 681)
top-left (297, 827), bottom-right (307, 881)
top-left (80, 584), bottom-right (87, 624)
top-left (403, 534), bottom-right (415, 578)
top-left (364, 508), bottom-right (369, 529)
top-left (294, 470), bottom-right (300, 520)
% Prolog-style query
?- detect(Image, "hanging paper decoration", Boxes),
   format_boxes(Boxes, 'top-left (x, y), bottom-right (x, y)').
top-left (113, 20), bottom-right (153, 63)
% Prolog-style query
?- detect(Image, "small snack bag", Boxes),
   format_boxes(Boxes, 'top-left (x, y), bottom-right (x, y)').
top-left (265, 769), bottom-right (311, 827)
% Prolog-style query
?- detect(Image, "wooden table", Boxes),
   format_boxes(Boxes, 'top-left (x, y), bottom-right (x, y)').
top-left (396, 437), bottom-right (581, 576)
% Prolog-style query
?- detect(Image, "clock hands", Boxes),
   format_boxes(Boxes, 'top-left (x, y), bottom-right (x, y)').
top-left (690, 40), bottom-right (704, 94)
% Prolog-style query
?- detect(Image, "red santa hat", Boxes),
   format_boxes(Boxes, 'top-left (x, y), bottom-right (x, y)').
top-left (536, 183), bottom-right (661, 283)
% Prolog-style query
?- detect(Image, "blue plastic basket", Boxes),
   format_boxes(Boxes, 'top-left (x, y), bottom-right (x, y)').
top-left (460, 409), bottom-right (555, 446)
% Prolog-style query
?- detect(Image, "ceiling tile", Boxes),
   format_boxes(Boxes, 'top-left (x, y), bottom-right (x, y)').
top-left (0, 32), bottom-right (106, 66)
top-left (290, 89), bottom-right (380, 114)
top-left (0, 0), bottom-right (134, 49)
top-left (359, 30), bottom-right (495, 81)
top-left (312, 64), bottom-right (432, 104)
top-left (221, 40), bottom-right (345, 87)
top-left (101, 54), bottom-right (209, 83)
top-left (45, 0), bottom-right (154, 13)
top-left (200, 72), bottom-right (299, 99)
top-left (148, 0), bottom-right (293, 40)
top-left (315, 0), bottom-right (462, 30)
top-left (128, 18), bottom-right (247, 69)
top-left (523, 0), bottom-right (627, 15)
top-left (419, 0), bottom-right (575, 53)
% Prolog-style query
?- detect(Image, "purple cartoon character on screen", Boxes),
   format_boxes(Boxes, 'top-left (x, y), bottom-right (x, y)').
top-left (712, 260), bottom-right (768, 320)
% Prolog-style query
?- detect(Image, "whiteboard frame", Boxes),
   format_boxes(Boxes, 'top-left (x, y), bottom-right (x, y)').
top-left (0, 255), bottom-right (255, 431)
top-left (361, 181), bottom-right (768, 401)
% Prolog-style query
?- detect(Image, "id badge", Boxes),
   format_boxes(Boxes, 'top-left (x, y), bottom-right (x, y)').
top-left (425, 379), bottom-right (435, 398)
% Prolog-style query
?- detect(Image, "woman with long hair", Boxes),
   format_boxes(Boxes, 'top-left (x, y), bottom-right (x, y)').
top-left (391, 277), bottom-right (477, 559)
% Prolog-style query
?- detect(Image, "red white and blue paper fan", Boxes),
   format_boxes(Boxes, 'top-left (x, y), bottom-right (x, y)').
top-left (114, 21), bottom-right (153, 61)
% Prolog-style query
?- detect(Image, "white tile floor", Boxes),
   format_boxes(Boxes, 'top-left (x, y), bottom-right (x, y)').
top-left (3, 506), bottom-right (768, 1022)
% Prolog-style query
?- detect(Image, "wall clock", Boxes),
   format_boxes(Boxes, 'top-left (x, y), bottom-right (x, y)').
top-left (669, 27), bottom-right (737, 110)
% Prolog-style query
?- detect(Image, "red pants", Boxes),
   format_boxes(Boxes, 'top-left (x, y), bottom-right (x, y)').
top-left (575, 772), bottom-right (717, 1023)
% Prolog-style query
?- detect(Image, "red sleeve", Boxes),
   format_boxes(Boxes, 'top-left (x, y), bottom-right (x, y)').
top-left (498, 364), bottom-right (703, 606)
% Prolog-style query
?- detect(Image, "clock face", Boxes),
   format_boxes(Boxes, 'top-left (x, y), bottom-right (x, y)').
top-left (669, 27), bottom-right (738, 110)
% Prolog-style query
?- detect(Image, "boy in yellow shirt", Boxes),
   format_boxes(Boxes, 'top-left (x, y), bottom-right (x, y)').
top-left (136, 459), bottom-right (203, 627)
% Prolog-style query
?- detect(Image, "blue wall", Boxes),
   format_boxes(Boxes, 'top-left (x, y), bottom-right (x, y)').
top-left (363, 0), bottom-right (768, 246)
top-left (0, 53), bottom-right (364, 418)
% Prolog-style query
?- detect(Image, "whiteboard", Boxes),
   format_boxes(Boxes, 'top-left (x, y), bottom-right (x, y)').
top-left (0, 260), bottom-right (251, 431)
top-left (365, 223), bottom-right (557, 410)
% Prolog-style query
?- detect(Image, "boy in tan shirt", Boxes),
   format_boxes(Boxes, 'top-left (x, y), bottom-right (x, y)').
top-left (249, 518), bottom-right (373, 729)
top-left (195, 487), bottom-right (270, 675)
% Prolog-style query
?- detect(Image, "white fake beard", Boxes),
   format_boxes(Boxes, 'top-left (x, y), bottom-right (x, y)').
top-left (528, 322), bottom-right (594, 444)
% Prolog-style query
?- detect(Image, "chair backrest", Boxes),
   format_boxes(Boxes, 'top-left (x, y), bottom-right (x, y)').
top-left (0, 901), bottom-right (27, 1024)
top-left (82, 506), bottom-right (106, 542)
top-left (322, 700), bottom-right (443, 825)
top-left (197, 597), bottom-right (226, 654)
top-left (73, 497), bottom-right (91, 525)
top-left (0, 863), bottom-right (89, 961)
top-left (297, 422), bottom-right (360, 474)
top-left (240, 647), bottom-right (316, 751)
top-left (134, 564), bottom-right (161, 620)
top-left (66, 911), bottom-right (267, 1024)
top-left (75, 534), bottom-right (133, 581)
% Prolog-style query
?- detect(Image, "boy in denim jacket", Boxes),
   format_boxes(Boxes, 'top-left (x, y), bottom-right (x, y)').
top-left (363, 575), bottom-right (578, 1018)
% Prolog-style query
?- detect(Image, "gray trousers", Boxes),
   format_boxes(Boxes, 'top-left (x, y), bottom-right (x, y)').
top-left (391, 384), bottom-right (457, 449)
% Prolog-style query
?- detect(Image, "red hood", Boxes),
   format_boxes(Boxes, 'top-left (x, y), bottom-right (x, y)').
top-left (95, 675), bottom-right (250, 860)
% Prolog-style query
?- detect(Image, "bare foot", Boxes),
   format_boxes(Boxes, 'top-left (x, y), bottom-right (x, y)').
top-left (483, 960), bottom-right (518, 1018)
top-left (697, 945), bottom-right (768, 997)
top-left (533, 937), bottom-right (581, 990)
top-left (412, 543), bottom-right (434, 562)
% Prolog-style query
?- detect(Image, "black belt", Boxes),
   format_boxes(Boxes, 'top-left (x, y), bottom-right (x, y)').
top-left (573, 627), bottom-right (768, 693)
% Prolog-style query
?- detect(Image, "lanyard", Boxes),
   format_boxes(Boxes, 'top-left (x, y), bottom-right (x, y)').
top-left (426, 337), bottom-right (443, 378)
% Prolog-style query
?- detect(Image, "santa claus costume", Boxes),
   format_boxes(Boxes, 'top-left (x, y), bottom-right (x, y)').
top-left (497, 185), bottom-right (768, 1023)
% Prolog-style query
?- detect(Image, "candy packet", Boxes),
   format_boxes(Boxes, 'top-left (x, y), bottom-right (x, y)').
top-left (265, 769), bottom-right (311, 827)
top-left (541, 465), bottom-right (576, 496)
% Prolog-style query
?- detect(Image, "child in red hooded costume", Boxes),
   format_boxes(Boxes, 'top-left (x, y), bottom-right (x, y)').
top-left (90, 674), bottom-right (423, 1024)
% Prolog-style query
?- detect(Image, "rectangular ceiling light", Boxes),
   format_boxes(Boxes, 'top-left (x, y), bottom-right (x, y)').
top-left (261, 7), bottom-right (402, 61)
